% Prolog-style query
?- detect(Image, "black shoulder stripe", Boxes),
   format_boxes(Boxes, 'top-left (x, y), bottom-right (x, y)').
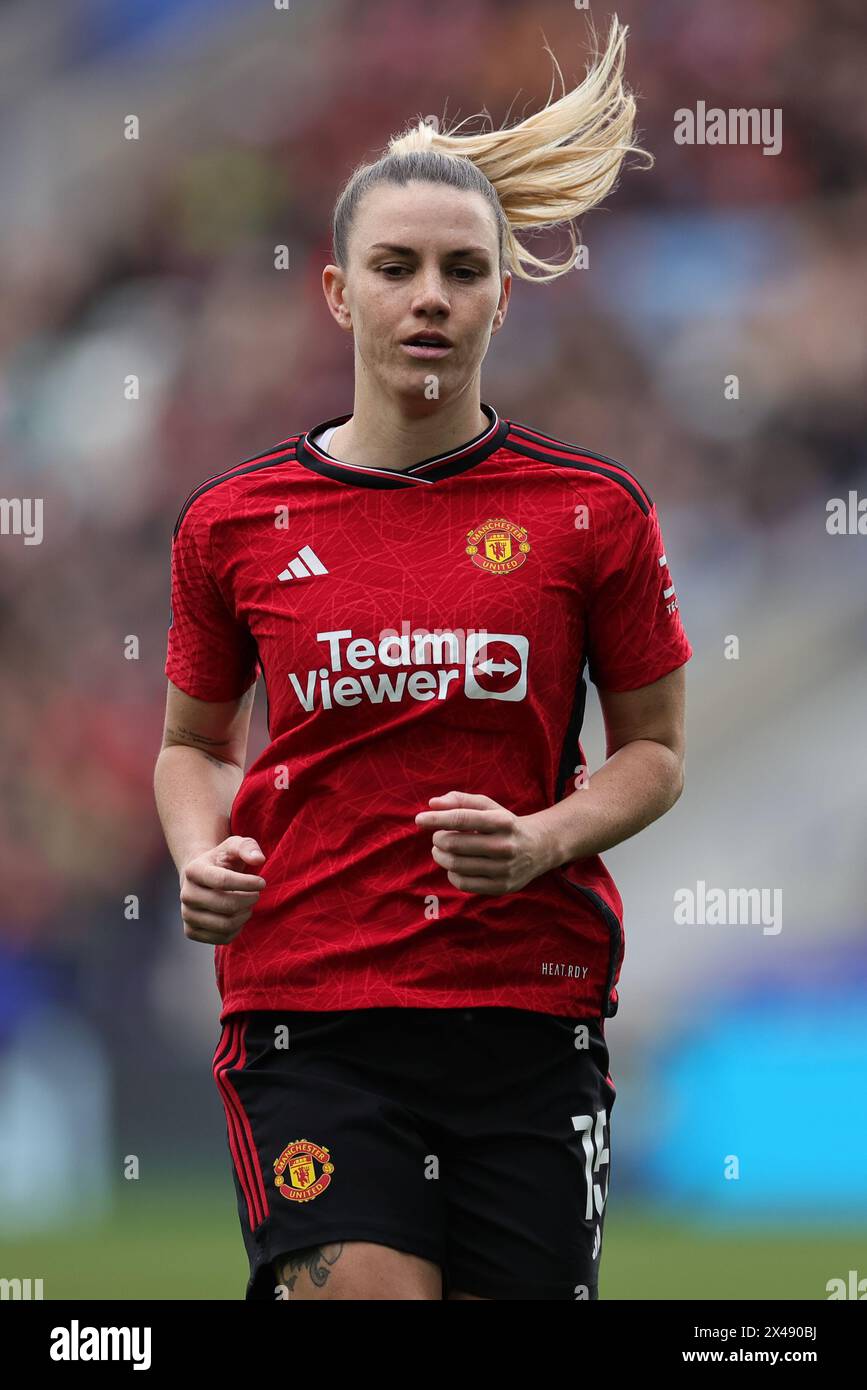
top-left (507, 421), bottom-right (651, 495)
top-left (172, 439), bottom-right (300, 539)
top-left (507, 439), bottom-right (652, 516)
top-left (505, 423), bottom-right (653, 514)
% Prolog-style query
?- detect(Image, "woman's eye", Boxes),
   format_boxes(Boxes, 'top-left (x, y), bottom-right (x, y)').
top-left (378, 265), bottom-right (480, 280)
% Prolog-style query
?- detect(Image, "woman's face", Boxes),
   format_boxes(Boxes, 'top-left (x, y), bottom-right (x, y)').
top-left (324, 180), bottom-right (511, 405)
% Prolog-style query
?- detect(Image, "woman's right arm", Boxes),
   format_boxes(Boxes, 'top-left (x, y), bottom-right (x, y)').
top-left (154, 678), bottom-right (267, 943)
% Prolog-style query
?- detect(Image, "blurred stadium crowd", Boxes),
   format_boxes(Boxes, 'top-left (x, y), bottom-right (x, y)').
top-left (1, 0), bottom-right (865, 1217)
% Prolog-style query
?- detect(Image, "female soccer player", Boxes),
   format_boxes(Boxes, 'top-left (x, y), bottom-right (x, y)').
top-left (155, 16), bottom-right (692, 1301)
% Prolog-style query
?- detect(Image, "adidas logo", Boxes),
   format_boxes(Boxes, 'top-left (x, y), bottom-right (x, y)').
top-left (277, 545), bottom-right (328, 582)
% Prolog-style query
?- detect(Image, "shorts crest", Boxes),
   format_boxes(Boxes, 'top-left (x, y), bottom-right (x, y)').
top-left (273, 1138), bottom-right (334, 1202)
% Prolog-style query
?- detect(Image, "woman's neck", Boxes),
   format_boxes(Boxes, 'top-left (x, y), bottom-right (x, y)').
top-left (327, 396), bottom-right (489, 472)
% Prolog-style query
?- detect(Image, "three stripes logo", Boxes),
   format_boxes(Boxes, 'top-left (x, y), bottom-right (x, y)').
top-left (213, 1020), bottom-right (268, 1233)
top-left (278, 545), bottom-right (328, 582)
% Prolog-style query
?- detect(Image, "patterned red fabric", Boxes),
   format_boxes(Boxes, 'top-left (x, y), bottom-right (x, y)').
top-left (166, 405), bottom-right (693, 1021)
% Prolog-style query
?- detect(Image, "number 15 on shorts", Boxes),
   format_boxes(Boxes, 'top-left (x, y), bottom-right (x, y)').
top-left (572, 1109), bottom-right (610, 1220)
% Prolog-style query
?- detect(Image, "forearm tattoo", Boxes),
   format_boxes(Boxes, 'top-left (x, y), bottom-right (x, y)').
top-left (163, 727), bottom-right (237, 771)
top-left (166, 725), bottom-right (230, 749)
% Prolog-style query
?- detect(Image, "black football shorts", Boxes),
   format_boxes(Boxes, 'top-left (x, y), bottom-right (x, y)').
top-left (212, 1005), bottom-right (616, 1300)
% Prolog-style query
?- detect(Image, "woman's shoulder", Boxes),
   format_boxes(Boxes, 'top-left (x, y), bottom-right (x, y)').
top-left (171, 430), bottom-right (303, 539)
top-left (502, 415), bottom-right (654, 516)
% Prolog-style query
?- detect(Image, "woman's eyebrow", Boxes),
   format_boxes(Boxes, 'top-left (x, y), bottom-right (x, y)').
top-left (368, 242), bottom-right (492, 262)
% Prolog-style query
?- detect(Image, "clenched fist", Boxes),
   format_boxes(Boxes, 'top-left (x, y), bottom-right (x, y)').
top-left (179, 836), bottom-right (267, 944)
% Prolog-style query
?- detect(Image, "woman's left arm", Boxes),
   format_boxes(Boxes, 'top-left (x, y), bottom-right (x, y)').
top-left (528, 664), bottom-right (686, 870)
top-left (415, 665), bottom-right (686, 893)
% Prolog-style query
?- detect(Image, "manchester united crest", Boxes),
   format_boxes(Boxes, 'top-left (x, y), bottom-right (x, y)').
top-left (273, 1139), bottom-right (334, 1202)
top-left (466, 518), bottom-right (530, 574)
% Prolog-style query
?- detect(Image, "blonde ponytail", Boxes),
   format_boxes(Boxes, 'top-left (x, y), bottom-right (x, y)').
top-left (332, 15), bottom-right (651, 284)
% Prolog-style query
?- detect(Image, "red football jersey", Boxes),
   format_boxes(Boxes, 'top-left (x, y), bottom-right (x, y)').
top-left (165, 403), bottom-right (693, 1022)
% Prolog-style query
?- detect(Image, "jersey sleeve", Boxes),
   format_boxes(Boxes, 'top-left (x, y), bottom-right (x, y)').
top-left (165, 501), bottom-right (260, 701)
top-left (584, 493), bottom-right (693, 692)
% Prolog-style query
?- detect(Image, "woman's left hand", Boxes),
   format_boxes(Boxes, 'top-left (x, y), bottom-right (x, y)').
top-left (415, 790), bottom-right (552, 895)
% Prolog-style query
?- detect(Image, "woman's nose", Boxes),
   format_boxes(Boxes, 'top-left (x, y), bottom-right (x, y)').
top-left (411, 274), bottom-right (449, 310)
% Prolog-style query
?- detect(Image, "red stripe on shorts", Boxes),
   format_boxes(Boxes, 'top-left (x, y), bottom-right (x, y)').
top-left (213, 1019), bottom-right (269, 1230)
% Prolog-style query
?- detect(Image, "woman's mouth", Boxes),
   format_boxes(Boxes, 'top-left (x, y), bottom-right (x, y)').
top-left (401, 335), bottom-right (453, 359)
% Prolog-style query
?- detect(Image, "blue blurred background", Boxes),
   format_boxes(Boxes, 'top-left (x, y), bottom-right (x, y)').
top-left (1, 0), bottom-right (865, 1298)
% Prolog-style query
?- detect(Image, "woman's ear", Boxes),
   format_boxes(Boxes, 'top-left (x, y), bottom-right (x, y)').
top-left (322, 264), bottom-right (353, 332)
top-left (491, 270), bottom-right (512, 334)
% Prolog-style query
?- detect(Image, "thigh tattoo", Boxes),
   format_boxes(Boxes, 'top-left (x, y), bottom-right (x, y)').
top-left (273, 1243), bottom-right (344, 1296)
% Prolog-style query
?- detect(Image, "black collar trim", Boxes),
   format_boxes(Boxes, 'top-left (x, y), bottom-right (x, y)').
top-left (294, 403), bottom-right (509, 489)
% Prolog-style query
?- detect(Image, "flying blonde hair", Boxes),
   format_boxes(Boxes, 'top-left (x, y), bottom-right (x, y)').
top-left (331, 15), bottom-right (652, 285)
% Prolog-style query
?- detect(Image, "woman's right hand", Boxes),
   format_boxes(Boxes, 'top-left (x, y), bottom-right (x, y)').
top-left (179, 836), bottom-right (267, 944)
